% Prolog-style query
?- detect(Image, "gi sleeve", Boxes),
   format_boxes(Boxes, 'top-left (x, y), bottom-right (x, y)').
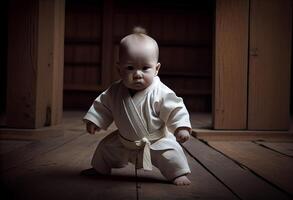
top-left (83, 88), bottom-right (113, 130)
top-left (159, 92), bottom-right (192, 134)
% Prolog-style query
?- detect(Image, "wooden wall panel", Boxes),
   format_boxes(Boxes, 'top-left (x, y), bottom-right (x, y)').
top-left (214, 0), bottom-right (249, 129)
top-left (64, 1), bottom-right (102, 90)
top-left (248, 0), bottom-right (292, 130)
top-left (6, 0), bottom-right (65, 128)
top-left (111, 2), bottom-right (214, 112)
top-left (101, 0), bottom-right (113, 87)
top-left (6, 0), bottom-right (38, 128)
top-left (64, 1), bottom-right (214, 112)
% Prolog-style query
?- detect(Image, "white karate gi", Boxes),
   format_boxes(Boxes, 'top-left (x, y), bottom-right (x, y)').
top-left (84, 76), bottom-right (191, 180)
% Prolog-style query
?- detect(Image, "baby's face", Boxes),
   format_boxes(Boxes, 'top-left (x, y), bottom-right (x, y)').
top-left (118, 42), bottom-right (160, 91)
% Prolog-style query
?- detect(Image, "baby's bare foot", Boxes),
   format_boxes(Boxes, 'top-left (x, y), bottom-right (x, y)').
top-left (173, 175), bottom-right (191, 186)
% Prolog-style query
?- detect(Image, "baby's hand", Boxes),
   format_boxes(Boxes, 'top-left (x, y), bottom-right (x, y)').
top-left (86, 121), bottom-right (100, 134)
top-left (175, 128), bottom-right (190, 143)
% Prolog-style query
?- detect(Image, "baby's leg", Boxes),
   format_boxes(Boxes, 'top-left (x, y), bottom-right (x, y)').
top-left (91, 131), bottom-right (129, 174)
top-left (151, 148), bottom-right (191, 186)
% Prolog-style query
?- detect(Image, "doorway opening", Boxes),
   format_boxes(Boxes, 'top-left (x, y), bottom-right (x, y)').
top-left (63, 0), bottom-right (215, 129)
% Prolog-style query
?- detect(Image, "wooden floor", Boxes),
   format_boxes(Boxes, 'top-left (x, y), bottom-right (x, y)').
top-left (1, 111), bottom-right (293, 200)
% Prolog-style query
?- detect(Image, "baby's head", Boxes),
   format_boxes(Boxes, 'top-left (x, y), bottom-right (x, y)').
top-left (118, 27), bottom-right (160, 91)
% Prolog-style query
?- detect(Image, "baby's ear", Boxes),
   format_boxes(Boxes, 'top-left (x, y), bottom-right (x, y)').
top-left (155, 63), bottom-right (161, 76)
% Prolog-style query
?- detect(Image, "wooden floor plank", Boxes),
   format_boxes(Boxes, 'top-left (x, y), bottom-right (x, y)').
top-left (0, 118), bottom-right (116, 172)
top-left (0, 140), bottom-right (32, 155)
top-left (2, 111), bottom-right (292, 200)
top-left (0, 116), bottom-right (87, 171)
top-left (193, 131), bottom-right (293, 142)
top-left (255, 141), bottom-right (293, 157)
top-left (209, 141), bottom-right (293, 197)
top-left (182, 137), bottom-right (291, 200)
top-left (0, 129), bottom-right (84, 172)
top-left (1, 132), bottom-right (137, 200)
top-left (137, 150), bottom-right (237, 200)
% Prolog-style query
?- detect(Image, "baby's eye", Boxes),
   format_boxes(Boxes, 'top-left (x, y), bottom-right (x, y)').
top-left (126, 66), bottom-right (134, 70)
top-left (142, 66), bottom-right (150, 71)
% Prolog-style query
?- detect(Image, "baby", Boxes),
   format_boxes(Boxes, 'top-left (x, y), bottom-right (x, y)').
top-left (84, 27), bottom-right (192, 185)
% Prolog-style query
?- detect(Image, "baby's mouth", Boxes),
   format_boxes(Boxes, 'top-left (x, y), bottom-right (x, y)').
top-left (133, 80), bottom-right (143, 84)
top-left (132, 82), bottom-right (144, 89)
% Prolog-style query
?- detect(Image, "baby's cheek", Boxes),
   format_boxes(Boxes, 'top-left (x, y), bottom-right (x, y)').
top-left (145, 75), bottom-right (154, 85)
top-left (123, 73), bottom-right (132, 82)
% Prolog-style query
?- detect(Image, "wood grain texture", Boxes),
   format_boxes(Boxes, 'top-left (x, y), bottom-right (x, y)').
top-left (183, 137), bottom-right (291, 199)
top-left (214, 0), bottom-right (249, 129)
top-left (193, 129), bottom-right (293, 141)
top-left (63, 2), bottom-right (103, 88)
top-left (255, 141), bottom-right (293, 157)
top-left (248, 0), bottom-right (292, 130)
top-left (1, 133), bottom-right (137, 200)
top-left (2, 111), bottom-right (293, 199)
top-left (36, 0), bottom-right (55, 127)
top-left (209, 141), bottom-right (293, 196)
top-left (6, 0), bottom-right (38, 128)
top-left (138, 150), bottom-right (237, 200)
top-left (51, 0), bottom-right (65, 125)
top-left (65, 1), bottom-right (214, 112)
top-left (6, 0), bottom-right (65, 128)
top-left (36, 0), bottom-right (65, 127)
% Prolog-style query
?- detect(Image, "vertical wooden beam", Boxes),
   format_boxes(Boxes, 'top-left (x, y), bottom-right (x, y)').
top-left (248, 0), bottom-right (292, 130)
top-left (213, 0), bottom-right (249, 129)
top-left (36, 0), bottom-right (54, 127)
top-left (6, 0), bottom-right (65, 128)
top-left (37, 0), bottom-right (65, 127)
top-left (51, 0), bottom-right (65, 125)
top-left (6, 0), bottom-right (38, 128)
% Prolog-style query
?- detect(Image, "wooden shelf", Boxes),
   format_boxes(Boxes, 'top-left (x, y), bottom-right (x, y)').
top-left (175, 88), bottom-right (211, 96)
top-left (64, 84), bottom-right (104, 91)
top-left (113, 37), bottom-right (211, 48)
top-left (64, 84), bottom-right (211, 96)
top-left (64, 62), bottom-right (101, 67)
top-left (159, 41), bottom-right (211, 48)
top-left (159, 72), bottom-right (211, 78)
top-left (65, 38), bottom-right (101, 45)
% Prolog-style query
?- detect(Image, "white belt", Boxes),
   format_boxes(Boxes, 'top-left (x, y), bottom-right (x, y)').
top-left (118, 130), bottom-right (164, 171)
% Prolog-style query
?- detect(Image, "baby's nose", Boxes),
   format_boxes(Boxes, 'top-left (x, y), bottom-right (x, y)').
top-left (133, 70), bottom-right (143, 79)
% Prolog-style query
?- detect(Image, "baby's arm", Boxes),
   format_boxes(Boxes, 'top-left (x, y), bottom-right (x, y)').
top-left (85, 120), bottom-right (101, 134)
top-left (158, 92), bottom-right (192, 143)
top-left (84, 86), bottom-right (115, 134)
top-left (174, 127), bottom-right (191, 143)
